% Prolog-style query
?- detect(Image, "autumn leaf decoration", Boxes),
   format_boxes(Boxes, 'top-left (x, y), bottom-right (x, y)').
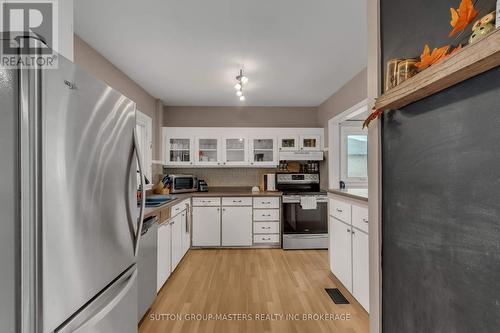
top-left (416, 44), bottom-right (451, 71)
top-left (362, 107), bottom-right (383, 129)
top-left (449, 0), bottom-right (479, 37)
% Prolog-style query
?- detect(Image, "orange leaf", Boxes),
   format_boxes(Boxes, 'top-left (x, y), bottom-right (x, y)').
top-left (449, 0), bottom-right (479, 37)
top-left (363, 108), bottom-right (383, 129)
top-left (416, 44), bottom-right (450, 71)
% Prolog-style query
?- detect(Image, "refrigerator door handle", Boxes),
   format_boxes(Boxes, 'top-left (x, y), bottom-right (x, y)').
top-left (134, 127), bottom-right (146, 257)
top-left (55, 267), bottom-right (137, 333)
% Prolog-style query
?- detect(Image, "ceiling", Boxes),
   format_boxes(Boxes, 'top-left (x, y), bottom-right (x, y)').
top-left (74, 0), bottom-right (367, 107)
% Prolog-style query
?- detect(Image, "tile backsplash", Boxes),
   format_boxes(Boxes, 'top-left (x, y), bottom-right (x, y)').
top-left (162, 168), bottom-right (277, 187)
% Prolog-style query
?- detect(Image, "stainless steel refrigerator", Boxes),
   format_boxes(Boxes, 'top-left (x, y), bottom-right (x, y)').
top-left (0, 50), bottom-right (146, 332)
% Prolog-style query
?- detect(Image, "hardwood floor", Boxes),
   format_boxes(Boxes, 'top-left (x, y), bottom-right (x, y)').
top-left (139, 249), bottom-right (368, 333)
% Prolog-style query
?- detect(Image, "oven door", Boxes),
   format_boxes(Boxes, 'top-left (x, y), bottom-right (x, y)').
top-left (282, 201), bottom-right (328, 234)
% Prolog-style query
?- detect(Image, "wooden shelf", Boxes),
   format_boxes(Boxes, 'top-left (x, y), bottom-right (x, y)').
top-left (375, 28), bottom-right (500, 112)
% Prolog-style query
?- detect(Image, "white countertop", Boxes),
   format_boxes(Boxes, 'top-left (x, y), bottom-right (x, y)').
top-left (328, 188), bottom-right (368, 201)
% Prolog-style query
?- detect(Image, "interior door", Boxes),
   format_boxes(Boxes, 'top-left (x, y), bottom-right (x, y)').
top-left (41, 57), bottom-right (138, 332)
top-left (222, 207), bottom-right (252, 246)
top-left (330, 218), bottom-right (352, 292)
top-left (352, 229), bottom-right (370, 311)
top-left (171, 214), bottom-right (183, 270)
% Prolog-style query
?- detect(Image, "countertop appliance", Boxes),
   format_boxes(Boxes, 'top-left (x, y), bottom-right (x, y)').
top-left (0, 46), bottom-right (144, 332)
top-left (198, 179), bottom-right (209, 192)
top-left (277, 173), bottom-right (328, 249)
top-left (138, 216), bottom-right (158, 321)
top-left (165, 174), bottom-right (198, 193)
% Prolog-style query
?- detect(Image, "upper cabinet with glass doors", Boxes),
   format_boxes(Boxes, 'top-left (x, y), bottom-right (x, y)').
top-left (222, 137), bottom-right (248, 166)
top-left (166, 138), bottom-right (194, 166)
top-left (279, 135), bottom-right (321, 151)
top-left (300, 135), bottom-right (321, 151)
top-left (195, 137), bottom-right (221, 166)
top-left (250, 137), bottom-right (278, 166)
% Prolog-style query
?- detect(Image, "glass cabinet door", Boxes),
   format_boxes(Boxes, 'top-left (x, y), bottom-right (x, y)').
top-left (168, 138), bottom-right (193, 165)
top-left (196, 137), bottom-right (221, 165)
top-left (251, 138), bottom-right (277, 166)
top-left (300, 135), bottom-right (321, 151)
top-left (278, 136), bottom-right (299, 151)
top-left (223, 137), bottom-right (247, 165)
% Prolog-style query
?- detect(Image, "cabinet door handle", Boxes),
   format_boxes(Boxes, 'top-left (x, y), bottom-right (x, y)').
top-left (363, 218), bottom-right (368, 223)
top-left (217, 208), bottom-right (220, 211)
top-left (263, 201), bottom-right (271, 204)
top-left (222, 208), bottom-right (226, 211)
top-left (233, 200), bottom-right (242, 203)
top-left (262, 226), bottom-right (271, 229)
top-left (336, 208), bottom-right (343, 212)
top-left (346, 229), bottom-right (350, 233)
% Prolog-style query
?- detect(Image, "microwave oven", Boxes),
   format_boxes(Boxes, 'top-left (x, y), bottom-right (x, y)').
top-left (165, 174), bottom-right (198, 193)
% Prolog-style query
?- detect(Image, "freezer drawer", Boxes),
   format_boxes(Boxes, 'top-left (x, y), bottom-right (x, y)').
top-left (55, 265), bottom-right (138, 333)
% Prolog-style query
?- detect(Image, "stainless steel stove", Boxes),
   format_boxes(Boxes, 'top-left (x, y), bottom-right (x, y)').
top-left (277, 174), bottom-right (328, 250)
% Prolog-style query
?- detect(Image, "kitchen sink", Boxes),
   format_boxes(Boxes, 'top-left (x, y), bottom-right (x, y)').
top-left (139, 195), bottom-right (175, 207)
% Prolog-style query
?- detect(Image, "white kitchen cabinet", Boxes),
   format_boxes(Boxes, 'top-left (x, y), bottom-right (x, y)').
top-left (170, 213), bottom-right (183, 271)
top-left (156, 222), bottom-right (171, 292)
top-left (222, 137), bottom-right (248, 166)
top-left (181, 206), bottom-right (190, 256)
top-left (221, 206), bottom-right (253, 246)
top-left (165, 137), bottom-right (194, 166)
top-left (195, 137), bottom-right (221, 166)
top-left (164, 128), bottom-right (323, 167)
top-left (249, 137), bottom-right (277, 166)
top-left (330, 217), bottom-right (352, 292)
top-left (278, 135), bottom-right (299, 151)
top-left (300, 135), bottom-right (321, 151)
top-left (192, 206), bottom-right (221, 246)
top-left (352, 228), bottom-right (369, 312)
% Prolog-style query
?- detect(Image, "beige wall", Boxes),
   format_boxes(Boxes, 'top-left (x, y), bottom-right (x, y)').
top-left (74, 35), bottom-right (162, 160)
top-left (164, 106), bottom-right (319, 127)
top-left (317, 68), bottom-right (367, 189)
top-left (317, 68), bottom-right (367, 143)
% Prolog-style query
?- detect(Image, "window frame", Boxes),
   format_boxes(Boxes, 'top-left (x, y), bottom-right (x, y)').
top-left (340, 122), bottom-right (368, 187)
top-left (136, 110), bottom-right (153, 184)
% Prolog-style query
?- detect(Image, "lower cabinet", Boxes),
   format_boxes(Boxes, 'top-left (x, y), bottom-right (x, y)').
top-left (352, 228), bottom-right (369, 311)
top-left (329, 197), bottom-right (370, 312)
top-left (157, 222), bottom-right (171, 292)
top-left (221, 206), bottom-right (252, 246)
top-left (192, 206), bottom-right (221, 246)
top-left (330, 217), bottom-right (352, 291)
top-left (170, 213), bottom-right (183, 271)
top-left (181, 209), bottom-right (190, 256)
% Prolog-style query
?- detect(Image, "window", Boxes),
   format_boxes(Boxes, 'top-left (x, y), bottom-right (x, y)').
top-left (136, 111), bottom-right (153, 187)
top-left (340, 123), bottom-right (368, 186)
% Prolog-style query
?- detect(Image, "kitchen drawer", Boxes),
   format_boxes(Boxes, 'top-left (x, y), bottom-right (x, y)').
top-left (330, 198), bottom-right (351, 223)
top-left (253, 222), bottom-right (280, 234)
top-left (192, 197), bottom-right (221, 206)
top-left (253, 209), bottom-right (280, 221)
top-left (253, 234), bottom-right (280, 244)
top-left (222, 197), bottom-right (252, 206)
top-left (171, 202), bottom-right (185, 216)
top-left (253, 197), bottom-right (280, 209)
top-left (352, 204), bottom-right (369, 233)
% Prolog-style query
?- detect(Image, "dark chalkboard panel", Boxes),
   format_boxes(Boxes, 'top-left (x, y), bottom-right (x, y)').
top-left (382, 67), bottom-right (500, 332)
top-left (380, 0), bottom-right (497, 88)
